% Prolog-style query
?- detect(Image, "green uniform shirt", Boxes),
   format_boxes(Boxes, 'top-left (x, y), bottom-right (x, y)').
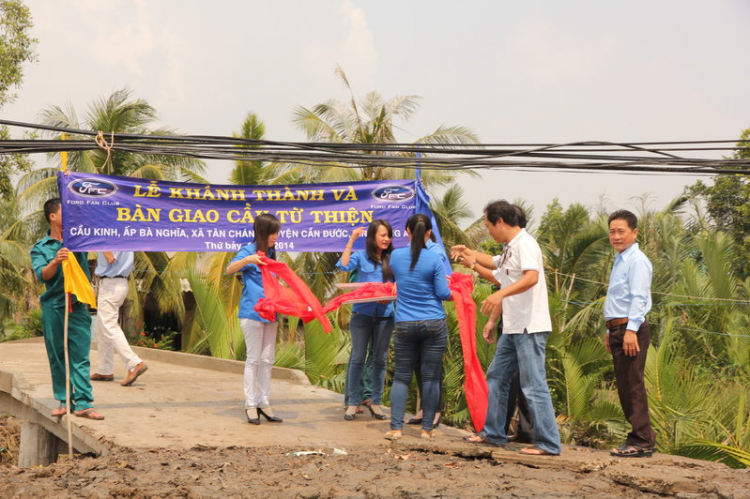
top-left (30, 235), bottom-right (90, 308)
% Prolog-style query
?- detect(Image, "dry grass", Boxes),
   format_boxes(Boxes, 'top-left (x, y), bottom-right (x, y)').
top-left (0, 415), bottom-right (20, 466)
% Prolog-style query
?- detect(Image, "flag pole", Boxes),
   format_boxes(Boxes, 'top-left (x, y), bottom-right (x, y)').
top-left (64, 292), bottom-right (73, 458)
top-left (61, 132), bottom-right (74, 459)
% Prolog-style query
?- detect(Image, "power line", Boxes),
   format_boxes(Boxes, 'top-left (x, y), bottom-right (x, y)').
top-left (2, 119), bottom-right (750, 175)
top-left (552, 271), bottom-right (750, 304)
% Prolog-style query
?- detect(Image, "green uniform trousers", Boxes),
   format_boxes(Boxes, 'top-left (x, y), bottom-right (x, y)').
top-left (41, 301), bottom-right (94, 411)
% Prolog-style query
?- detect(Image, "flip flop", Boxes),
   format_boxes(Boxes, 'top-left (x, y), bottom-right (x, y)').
top-left (51, 405), bottom-right (67, 417)
top-left (610, 443), bottom-right (653, 458)
top-left (384, 430), bottom-right (402, 441)
top-left (74, 408), bottom-right (105, 420)
top-left (520, 446), bottom-right (558, 456)
top-left (463, 433), bottom-right (491, 444)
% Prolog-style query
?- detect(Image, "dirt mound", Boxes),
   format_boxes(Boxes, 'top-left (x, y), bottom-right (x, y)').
top-left (1, 417), bottom-right (749, 498)
top-left (0, 416), bottom-right (20, 466)
top-left (0, 441), bottom-right (748, 498)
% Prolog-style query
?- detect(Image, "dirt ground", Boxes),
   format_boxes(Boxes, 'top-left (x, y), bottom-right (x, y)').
top-left (1, 418), bottom-right (750, 499)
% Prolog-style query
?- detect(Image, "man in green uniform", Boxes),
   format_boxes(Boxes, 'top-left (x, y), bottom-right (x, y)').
top-left (30, 198), bottom-right (104, 420)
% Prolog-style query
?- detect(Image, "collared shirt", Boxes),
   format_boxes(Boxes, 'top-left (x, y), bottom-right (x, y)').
top-left (604, 242), bottom-right (652, 332)
top-left (426, 239), bottom-right (452, 275)
top-left (230, 242), bottom-right (277, 322)
top-left (30, 235), bottom-right (91, 309)
top-left (491, 229), bottom-right (552, 334)
top-left (390, 247), bottom-right (451, 322)
top-left (336, 250), bottom-right (394, 318)
top-left (95, 251), bottom-right (134, 278)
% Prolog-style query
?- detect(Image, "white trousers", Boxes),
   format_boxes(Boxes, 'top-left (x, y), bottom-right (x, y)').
top-left (92, 277), bottom-right (141, 373)
top-left (241, 318), bottom-right (278, 409)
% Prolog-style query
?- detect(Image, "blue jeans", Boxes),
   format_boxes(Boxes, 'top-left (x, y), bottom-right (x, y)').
top-left (344, 339), bottom-right (373, 406)
top-left (390, 319), bottom-right (448, 432)
top-left (481, 331), bottom-right (561, 455)
top-left (345, 313), bottom-right (394, 406)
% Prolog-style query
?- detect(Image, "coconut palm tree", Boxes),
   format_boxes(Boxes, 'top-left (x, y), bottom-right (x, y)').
top-left (289, 66), bottom-right (480, 296)
top-left (429, 184), bottom-right (476, 249)
top-left (14, 89), bottom-right (210, 343)
top-left (0, 195), bottom-right (32, 329)
top-left (291, 66), bottom-right (479, 187)
top-left (17, 88), bottom-right (207, 216)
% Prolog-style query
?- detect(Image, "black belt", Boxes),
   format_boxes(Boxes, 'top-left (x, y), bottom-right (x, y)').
top-left (100, 275), bottom-right (127, 279)
top-left (605, 318), bottom-right (628, 329)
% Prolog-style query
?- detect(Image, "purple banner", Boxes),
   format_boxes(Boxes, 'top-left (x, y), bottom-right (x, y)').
top-left (58, 172), bottom-right (418, 252)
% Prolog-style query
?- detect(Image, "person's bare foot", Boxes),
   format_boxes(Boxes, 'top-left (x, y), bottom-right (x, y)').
top-left (74, 408), bottom-right (105, 420)
top-left (384, 430), bottom-right (402, 441)
top-left (51, 405), bottom-right (67, 417)
top-left (463, 434), bottom-right (491, 444)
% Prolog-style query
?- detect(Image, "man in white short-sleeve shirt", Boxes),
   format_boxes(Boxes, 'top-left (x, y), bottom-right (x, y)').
top-left (451, 200), bottom-right (561, 456)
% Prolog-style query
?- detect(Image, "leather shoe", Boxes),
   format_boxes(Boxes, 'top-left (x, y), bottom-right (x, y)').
top-left (90, 373), bottom-right (114, 381)
top-left (246, 408), bottom-right (260, 425)
top-left (121, 362), bottom-right (148, 386)
top-left (406, 417), bottom-right (423, 425)
top-left (258, 407), bottom-right (283, 423)
top-left (367, 404), bottom-right (387, 420)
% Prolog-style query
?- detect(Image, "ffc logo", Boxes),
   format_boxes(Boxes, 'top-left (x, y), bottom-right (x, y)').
top-left (67, 178), bottom-right (118, 198)
top-left (371, 185), bottom-right (415, 202)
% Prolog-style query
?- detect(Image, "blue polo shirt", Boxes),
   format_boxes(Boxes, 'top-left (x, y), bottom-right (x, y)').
top-left (390, 247), bottom-right (451, 322)
top-left (336, 250), bottom-right (394, 318)
top-left (230, 242), bottom-right (276, 322)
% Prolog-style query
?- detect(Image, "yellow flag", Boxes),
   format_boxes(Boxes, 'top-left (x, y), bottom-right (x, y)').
top-left (62, 254), bottom-right (96, 308)
top-left (60, 132), bottom-right (68, 172)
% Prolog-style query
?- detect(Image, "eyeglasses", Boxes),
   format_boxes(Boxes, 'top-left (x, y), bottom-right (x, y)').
top-left (497, 245), bottom-right (512, 270)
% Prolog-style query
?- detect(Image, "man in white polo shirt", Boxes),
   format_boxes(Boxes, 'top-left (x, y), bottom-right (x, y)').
top-left (452, 200), bottom-right (561, 456)
top-left (91, 251), bottom-right (148, 387)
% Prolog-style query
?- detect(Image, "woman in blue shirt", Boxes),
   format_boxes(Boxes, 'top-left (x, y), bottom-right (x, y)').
top-left (226, 213), bottom-right (284, 425)
top-left (385, 214), bottom-right (452, 440)
top-left (337, 219), bottom-right (395, 421)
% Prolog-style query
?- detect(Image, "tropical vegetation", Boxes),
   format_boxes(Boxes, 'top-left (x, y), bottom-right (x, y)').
top-left (0, 51), bottom-right (748, 469)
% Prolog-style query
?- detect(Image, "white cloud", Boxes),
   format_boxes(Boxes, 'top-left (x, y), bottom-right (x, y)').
top-left (339, 0), bottom-right (377, 84)
top-left (302, 0), bottom-right (376, 92)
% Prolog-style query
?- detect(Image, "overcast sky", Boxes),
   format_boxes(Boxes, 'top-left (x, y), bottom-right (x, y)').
top-left (5, 0), bottom-right (750, 223)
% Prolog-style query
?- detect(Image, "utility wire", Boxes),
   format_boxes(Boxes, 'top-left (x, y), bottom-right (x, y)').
top-left (2, 119), bottom-right (750, 175)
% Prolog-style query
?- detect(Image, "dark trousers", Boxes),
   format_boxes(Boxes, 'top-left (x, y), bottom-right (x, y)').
top-left (506, 369), bottom-right (535, 442)
top-left (498, 323), bottom-right (534, 442)
top-left (609, 321), bottom-right (656, 448)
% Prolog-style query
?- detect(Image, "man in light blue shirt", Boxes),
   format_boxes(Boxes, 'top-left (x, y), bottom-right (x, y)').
top-left (91, 251), bottom-right (148, 387)
top-left (604, 210), bottom-right (655, 458)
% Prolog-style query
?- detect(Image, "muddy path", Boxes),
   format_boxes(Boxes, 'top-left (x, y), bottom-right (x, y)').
top-left (2, 435), bottom-right (749, 498)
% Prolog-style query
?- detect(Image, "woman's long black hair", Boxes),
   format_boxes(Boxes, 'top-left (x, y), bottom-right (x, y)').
top-left (405, 213), bottom-right (432, 270)
top-left (365, 219), bottom-right (394, 282)
top-left (253, 213), bottom-right (281, 258)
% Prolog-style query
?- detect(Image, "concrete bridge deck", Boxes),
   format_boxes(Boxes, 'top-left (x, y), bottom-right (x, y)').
top-left (0, 338), bottom-right (466, 464)
top-left (4, 339), bottom-right (750, 498)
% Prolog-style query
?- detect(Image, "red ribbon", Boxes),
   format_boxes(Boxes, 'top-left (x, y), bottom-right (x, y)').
top-left (448, 272), bottom-right (488, 432)
top-left (253, 253), bottom-right (332, 333)
top-left (323, 272), bottom-right (488, 431)
top-left (321, 282), bottom-right (396, 314)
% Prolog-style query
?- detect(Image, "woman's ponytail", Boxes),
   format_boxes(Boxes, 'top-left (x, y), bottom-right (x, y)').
top-left (405, 213), bottom-right (432, 270)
